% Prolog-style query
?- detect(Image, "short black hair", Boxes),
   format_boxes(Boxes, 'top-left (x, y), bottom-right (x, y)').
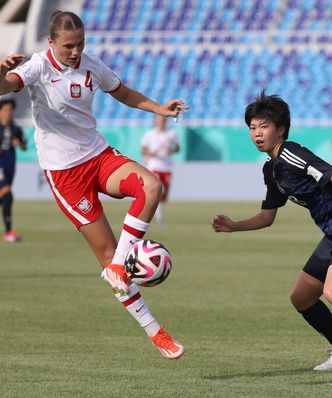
top-left (0, 99), bottom-right (16, 110)
top-left (244, 91), bottom-right (290, 140)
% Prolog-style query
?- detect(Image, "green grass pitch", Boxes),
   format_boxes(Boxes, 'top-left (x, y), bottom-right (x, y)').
top-left (1, 200), bottom-right (332, 397)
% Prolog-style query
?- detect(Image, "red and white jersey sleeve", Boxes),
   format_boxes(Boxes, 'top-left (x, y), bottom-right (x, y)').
top-left (9, 49), bottom-right (121, 170)
top-left (141, 128), bottom-right (179, 172)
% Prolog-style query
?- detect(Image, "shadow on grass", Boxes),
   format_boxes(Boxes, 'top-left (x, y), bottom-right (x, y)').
top-left (304, 381), bottom-right (332, 385)
top-left (203, 368), bottom-right (311, 381)
top-left (0, 273), bottom-right (96, 279)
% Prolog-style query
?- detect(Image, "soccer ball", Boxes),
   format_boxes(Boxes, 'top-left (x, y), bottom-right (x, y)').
top-left (124, 239), bottom-right (172, 287)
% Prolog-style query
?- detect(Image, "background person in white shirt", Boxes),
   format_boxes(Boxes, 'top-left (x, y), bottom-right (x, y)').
top-left (141, 115), bottom-right (180, 225)
top-left (0, 10), bottom-right (188, 359)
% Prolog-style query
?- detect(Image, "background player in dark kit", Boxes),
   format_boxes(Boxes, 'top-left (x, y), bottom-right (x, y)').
top-left (0, 99), bottom-right (27, 242)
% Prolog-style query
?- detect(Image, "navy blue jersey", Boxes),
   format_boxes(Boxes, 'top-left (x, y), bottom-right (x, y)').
top-left (0, 124), bottom-right (26, 171)
top-left (262, 141), bottom-right (332, 235)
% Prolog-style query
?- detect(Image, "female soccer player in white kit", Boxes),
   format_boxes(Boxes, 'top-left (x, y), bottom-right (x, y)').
top-left (0, 11), bottom-right (188, 359)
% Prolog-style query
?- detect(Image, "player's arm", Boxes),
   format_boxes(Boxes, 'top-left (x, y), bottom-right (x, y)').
top-left (141, 145), bottom-right (149, 156)
top-left (12, 131), bottom-right (27, 151)
top-left (11, 137), bottom-right (27, 150)
top-left (170, 143), bottom-right (180, 154)
top-left (12, 126), bottom-right (27, 150)
top-left (0, 54), bottom-right (26, 95)
top-left (110, 83), bottom-right (188, 118)
top-left (212, 208), bottom-right (278, 233)
top-left (141, 145), bottom-right (157, 157)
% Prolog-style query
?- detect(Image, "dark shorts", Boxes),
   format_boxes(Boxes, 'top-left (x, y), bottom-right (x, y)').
top-left (0, 166), bottom-right (15, 188)
top-left (303, 236), bottom-right (332, 283)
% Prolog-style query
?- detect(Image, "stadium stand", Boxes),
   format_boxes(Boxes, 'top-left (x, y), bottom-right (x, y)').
top-left (0, 0), bottom-right (27, 58)
top-left (2, 0), bottom-right (331, 199)
top-left (3, 0), bottom-right (332, 127)
top-left (76, 0), bottom-right (332, 126)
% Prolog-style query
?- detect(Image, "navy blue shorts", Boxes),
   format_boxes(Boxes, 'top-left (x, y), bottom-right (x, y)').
top-left (303, 236), bottom-right (332, 283)
top-left (0, 166), bottom-right (15, 188)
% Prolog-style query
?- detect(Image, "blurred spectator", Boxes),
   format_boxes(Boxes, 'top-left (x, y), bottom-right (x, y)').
top-left (141, 115), bottom-right (180, 225)
top-left (0, 99), bottom-right (27, 242)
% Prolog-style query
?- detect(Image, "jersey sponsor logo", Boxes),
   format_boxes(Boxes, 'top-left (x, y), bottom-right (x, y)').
top-left (76, 197), bottom-right (92, 213)
top-left (51, 78), bottom-right (61, 83)
top-left (307, 165), bottom-right (323, 182)
top-left (70, 83), bottom-right (81, 98)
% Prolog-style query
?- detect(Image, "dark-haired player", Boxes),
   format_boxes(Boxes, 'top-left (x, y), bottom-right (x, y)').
top-left (212, 91), bottom-right (332, 370)
top-left (0, 99), bottom-right (27, 242)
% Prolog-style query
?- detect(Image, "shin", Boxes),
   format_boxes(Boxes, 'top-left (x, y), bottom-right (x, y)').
top-left (112, 173), bottom-right (161, 265)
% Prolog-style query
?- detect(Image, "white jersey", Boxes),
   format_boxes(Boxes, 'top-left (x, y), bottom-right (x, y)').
top-left (9, 49), bottom-right (121, 170)
top-left (141, 128), bottom-right (179, 172)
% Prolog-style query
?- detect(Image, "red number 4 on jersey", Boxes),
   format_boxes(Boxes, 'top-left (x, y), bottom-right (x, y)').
top-left (85, 71), bottom-right (93, 91)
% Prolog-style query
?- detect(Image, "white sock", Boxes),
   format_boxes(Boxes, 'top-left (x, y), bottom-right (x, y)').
top-left (144, 320), bottom-right (161, 337)
top-left (112, 214), bottom-right (149, 265)
top-left (115, 283), bottom-right (160, 336)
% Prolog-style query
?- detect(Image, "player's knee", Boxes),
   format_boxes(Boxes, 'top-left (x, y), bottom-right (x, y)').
top-left (120, 173), bottom-right (144, 197)
top-left (0, 185), bottom-right (11, 199)
top-left (144, 173), bottom-right (162, 201)
top-left (290, 291), bottom-right (299, 309)
top-left (120, 172), bottom-right (160, 198)
top-left (3, 190), bottom-right (12, 201)
top-left (290, 290), bottom-right (304, 310)
top-left (119, 172), bottom-right (161, 216)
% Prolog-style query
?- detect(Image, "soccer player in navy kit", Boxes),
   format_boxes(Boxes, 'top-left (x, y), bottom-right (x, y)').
top-left (0, 99), bottom-right (27, 242)
top-left (212, 92), bottom-right (332, 370)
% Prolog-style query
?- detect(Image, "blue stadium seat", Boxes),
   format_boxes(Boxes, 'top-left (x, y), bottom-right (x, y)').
top-left (81, 0), bottom-right (332, 123)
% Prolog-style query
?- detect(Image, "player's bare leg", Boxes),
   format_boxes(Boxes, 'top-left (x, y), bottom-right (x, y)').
top-left (0, 184), bottom-right (21, 242)
top-left (0, 185), bottom-right (10, 198)
top-left (323, 264), bottom-right (332, 304)
top-left (105, 162), bottom-right (162, 265)
top-left (106, 162), bottom-right (161, 220)
top-left (81, 163), bottom-right (184, 359)
top-left (291, 271), bottom-right (332, 370)
top-left (290, 271), bottom-right (323, 311)
top-left (79, 213), bottom-right (129, 294)
top-left (312, 265), bottom-right (332, 371)
top-left (79, 213), bottom-right (117, 266)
